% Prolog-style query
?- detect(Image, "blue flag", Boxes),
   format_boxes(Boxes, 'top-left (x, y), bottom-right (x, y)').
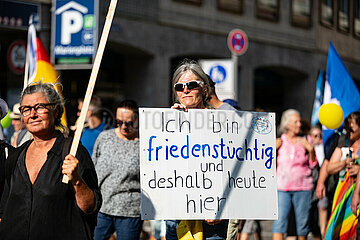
top-left (323, 42), bottom-right (360, 146)
top-left (311, 70), bottom-right (324, 126)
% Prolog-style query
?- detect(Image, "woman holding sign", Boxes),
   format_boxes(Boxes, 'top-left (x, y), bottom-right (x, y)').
top-left (0, 82), bottom-right (102, 240)
top-left (272, 109), bottom-right (316, 240)
top-left (167, 59), bottom-right (228, 240)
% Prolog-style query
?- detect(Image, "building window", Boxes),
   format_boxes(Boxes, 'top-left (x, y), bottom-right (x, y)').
top-left (173, 0), bottom-right (202, 5)
top-left (338, 0), bottom-right (350, 32)
top-left (355, 0), bottom-right (360, 37)
top-left (256, 0), bottom-right (279, 21)
top-left (320, 0), bottom-right (334, 27)
top-left (290, 0), bottom-right (312, 28)
top-left (217, 0), bottom-right (243, 14)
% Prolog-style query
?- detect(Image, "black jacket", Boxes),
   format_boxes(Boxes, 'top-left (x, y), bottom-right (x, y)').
top-left (0, 141), bottom-right (14, 199)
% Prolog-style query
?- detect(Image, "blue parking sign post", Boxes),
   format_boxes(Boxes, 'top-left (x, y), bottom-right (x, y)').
top-left (52, 0), bottom-right (98, 69)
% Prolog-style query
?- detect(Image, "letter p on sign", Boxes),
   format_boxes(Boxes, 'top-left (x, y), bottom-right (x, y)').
top-left (61, 11), bottom-right (83, 45)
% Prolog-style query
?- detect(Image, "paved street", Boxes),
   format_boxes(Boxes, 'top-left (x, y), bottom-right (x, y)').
top-left (251, 220), bottom-right (318, 240)
top-left (259, 221), bottom-right (273, 240)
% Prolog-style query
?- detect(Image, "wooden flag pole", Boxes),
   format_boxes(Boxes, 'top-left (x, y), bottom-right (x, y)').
top-left (62, 0), bottom-right (118, 183)
top-left (24, 29), bottom-right (30, 89)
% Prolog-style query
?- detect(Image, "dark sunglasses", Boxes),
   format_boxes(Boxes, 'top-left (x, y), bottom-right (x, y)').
top-left (174, 80), bottom-right (203, 92)
top-left (116, 119), bottom-right (134, 127)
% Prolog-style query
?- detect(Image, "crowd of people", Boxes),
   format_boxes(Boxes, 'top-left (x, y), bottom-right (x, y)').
top-left (0, 59), bottom-right (359, 240)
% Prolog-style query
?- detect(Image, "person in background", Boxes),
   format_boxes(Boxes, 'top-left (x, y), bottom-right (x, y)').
top-left (0, 82), bottom-right (101, 239)
top-left (0, 98), bottom-right (14, 199)
top-left (206, 84), bottom-right (239, 240)
top-left (315, 129), bottom-right (347, 238)
top-left (0, 99), bottom-right (7, 141)
top-left (207, 75), bottom-right (237, 110)
top-left (308, 126), bottom-right (327, 239)
top-left (237, 220), bottom-right (262, 240)
top-left (272, 109), bottom-right (317, 240)
top-left (92, 100), bottom-right (142, 240)
top-left (77, 96), bottom-right (110, 155)
top-left (223, 99), bottom-right (241, 110)
top-left (9, 103), bottom-right (31, 147)
top-left (324, 112), bottom-right (360, 239)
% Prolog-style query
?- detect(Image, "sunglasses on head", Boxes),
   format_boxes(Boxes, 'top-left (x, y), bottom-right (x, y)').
top-left (174, 80), bottom-right (203, 92)
top-left (116, 119), bottom-right (134, 127)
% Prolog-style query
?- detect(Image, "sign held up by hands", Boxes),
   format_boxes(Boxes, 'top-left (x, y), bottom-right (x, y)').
top-left (140, 108), bottom-right (278, 220)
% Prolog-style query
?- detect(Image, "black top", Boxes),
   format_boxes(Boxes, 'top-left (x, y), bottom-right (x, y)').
top-left (0, 134), bottom-right (102, 240)
top-left (0, 141), bottom-right (14, 199)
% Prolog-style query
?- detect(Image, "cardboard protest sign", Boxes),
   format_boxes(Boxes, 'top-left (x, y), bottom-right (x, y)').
top-left (140, 108), bottom-right (278, 220)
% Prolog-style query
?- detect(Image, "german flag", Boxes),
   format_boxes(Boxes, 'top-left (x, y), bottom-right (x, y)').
top-left (26, 24), bottom-right (67, 126)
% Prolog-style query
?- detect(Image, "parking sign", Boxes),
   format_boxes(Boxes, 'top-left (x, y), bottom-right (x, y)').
top-left (199, 59), bottom-right (235, 101)
top-left (52, 0), bottom-right (98, 67)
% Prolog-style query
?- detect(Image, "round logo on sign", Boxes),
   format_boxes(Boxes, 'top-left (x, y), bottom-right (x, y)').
top-left (209, 65), bottom-right (227, 84)
top-left (251, 117), bottom-right (272, 135)
top-left (7, 40), bottom-right (26, 74)
top-left (227, 29), bottom-right (248, 56)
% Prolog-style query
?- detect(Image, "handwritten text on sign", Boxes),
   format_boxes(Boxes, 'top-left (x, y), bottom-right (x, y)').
top-left (140, 108), bottom-right (278, 220)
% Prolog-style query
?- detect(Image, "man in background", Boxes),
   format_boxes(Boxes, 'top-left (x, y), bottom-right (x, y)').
top-left (9, 103), bottom-right (31, 147)
top-left (77, 96), bottom-right (111, 155)
top-left (0, 98), bottom-right (14, 199)
top-left (207, 75), bottom-right (238, 110)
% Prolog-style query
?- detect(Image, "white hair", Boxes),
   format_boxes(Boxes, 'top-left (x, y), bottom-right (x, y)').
top-left (279, 109), bottom-right (300, 134)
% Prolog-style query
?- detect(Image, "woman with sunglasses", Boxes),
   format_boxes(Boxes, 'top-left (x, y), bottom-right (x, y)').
top-left (0, 82), bottom-right (101, 240)
top-left (323, 112), bottom-right (360, 240)
top-left (92, 100), bottom-right (142, 240)
top-left (167, 59), bottom-right (228, 240)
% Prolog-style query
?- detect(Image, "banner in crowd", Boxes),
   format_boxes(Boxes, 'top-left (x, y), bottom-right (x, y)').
top-left (26, 24), bottom-right (67, 126)
top-left (311, 70), bottom-right (324, 126)
top-left (323, 42), bottom-right (360, 146)
top-left (140, 108), bottom-right (278, 220)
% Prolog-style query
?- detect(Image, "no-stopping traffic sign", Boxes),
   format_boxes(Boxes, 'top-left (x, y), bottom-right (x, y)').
top-left (227, 29), bottom-right (248, 56)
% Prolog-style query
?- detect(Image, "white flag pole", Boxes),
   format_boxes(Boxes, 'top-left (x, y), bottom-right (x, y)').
top-left (62, 0), bottom-right (118, 183)
top-left (23, 27), bottom-right (31, 89)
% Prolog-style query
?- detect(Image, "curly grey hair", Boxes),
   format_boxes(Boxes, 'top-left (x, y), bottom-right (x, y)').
top-left (20, 82), bottom-right (69, 137)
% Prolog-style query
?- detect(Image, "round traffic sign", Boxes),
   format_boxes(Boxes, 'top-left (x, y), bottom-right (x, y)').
top-left (209, 65), bottom-right (227, 84)
top-left (227, 29), bottom-right (248, 56)
top-left (7, 40), bottom-right (26, 74)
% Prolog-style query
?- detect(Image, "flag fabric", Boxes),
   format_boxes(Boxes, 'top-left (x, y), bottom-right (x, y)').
top-left (323, 171), bottom-right (357, 240)
top-left (322, 42), bottom-right (360, 146)
top-left (311, 70), bottom-right (324, 126)
top-left (26, 24), bottom-right (67, 126)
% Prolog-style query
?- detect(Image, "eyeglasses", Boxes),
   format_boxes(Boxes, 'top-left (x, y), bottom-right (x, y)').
top-left (174, 80), bottom-right (203, 92)
top-left (116, 119), bottom-right (134, 127)
top-left (19, 103), bottom-right (55, 117)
